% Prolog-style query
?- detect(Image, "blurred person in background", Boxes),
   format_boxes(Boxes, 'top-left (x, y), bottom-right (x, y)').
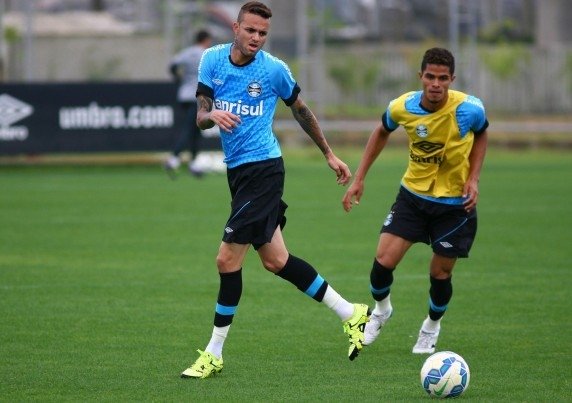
top-left (342, 47), bottom-right (489, 355)
top-left (164, 29), bottom-right (212, 178)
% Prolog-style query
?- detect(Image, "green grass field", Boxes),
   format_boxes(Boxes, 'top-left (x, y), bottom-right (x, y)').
top-left (1, 148), bottom-right (570, 401)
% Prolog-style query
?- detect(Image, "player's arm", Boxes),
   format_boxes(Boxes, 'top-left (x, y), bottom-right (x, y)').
top-left (195, 50), bottom-right (241, 132)
top-left (342, 122), bottom-right (392, 212)
top-left (169, 63), bottom-right (181, 83)
top-left (289, 96), bottom-right (351, 185)
top-left (289, 96), bottom-right (330, 155)
top-left (196, 94), bottom-right (216, 130)
top-left (196, 92), bottom-right (241, 132)
top-left (463, 128), bottom-right (488, 212)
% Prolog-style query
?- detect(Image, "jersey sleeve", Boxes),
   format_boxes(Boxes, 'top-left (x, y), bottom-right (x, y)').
top-left (456, 95), bottom-right (488, 137)
top-left (381, 98), bottom-right (400, 132)
top-left (196, 48), bottom-right (215, 99)
top-left (270, 57), bottom-right (300, 106)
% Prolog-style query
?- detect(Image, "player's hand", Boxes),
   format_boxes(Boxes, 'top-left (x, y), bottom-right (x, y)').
top-left (342, 181), bottom-right (363, 212)
top-left (462, 179), bottom-right (479, 212)
top-left (209, 109), bottom-right (241, 133)
top-left (325, 153), bottom-right (351, 185)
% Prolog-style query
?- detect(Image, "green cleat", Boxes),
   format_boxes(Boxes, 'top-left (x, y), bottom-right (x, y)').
top-left (181, 350), bottom-right (223, 379)
top-left (343, 303), bottom-right (371, 361)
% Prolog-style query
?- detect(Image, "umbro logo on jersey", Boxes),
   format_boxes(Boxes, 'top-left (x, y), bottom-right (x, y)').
top-left (225, 227), bottom-right (234, 234)
top-left (413, 141), bottom-right (444, 153)
top-left (213, 79), bottom-right (224, 85)
top-left (439, 241), bottom-right (453, 248)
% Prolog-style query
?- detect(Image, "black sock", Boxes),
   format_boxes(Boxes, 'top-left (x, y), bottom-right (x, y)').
top-left (370, 259), bottom-right (394, 301)
top-left (276, 254), bottom-right (328, 302)
top-left (214, 269), bottom-right (243, 327)
top-left (428, 276), bottom-right (453, 321)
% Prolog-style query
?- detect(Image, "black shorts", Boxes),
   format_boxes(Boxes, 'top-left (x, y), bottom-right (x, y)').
top-left (381, 187), bottom-right (477, 258)
top-left (222, 157), bottom-right (287, 250)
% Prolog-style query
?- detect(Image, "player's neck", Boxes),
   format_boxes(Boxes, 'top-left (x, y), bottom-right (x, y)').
top-left (230, 45), bottom-right (254, 66)
top-left (420, 94), bottom-right (449, 112)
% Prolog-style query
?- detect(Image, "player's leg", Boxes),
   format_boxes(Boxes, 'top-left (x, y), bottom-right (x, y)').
top-left (258, 227), bottom-right (353, 318)
top-left (187, 102), bottom-right (205, 177)
top-left (413, 205), bottom-right (476, 354)
top-left (188, 102), bottom-right (201, 161)
top-left (165, 102), bottom-right (191, 176)
top-left (364, 232), bottom-right (412, 345)
top-left (181, 241), bottom-right (249, 379)
top-left (412, 254), bottom-right (456, 354)
top-left (257, 227), bottom-right (370, 361)
top-left (206, 242), bottom-right (250, 355)
top-left (365, 188), bottom-right (428, 346)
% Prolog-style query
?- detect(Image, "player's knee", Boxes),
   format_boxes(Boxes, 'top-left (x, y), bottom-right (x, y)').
top-left (430, 254), bottom-right (456, 278)
top-left (260, 256), bottom-right (286, 273)
top-left (376, 253), bottom-right (399, 269)
top-left (261, 259), bottom-right (280, 273)
top-left (216, 252), bottom-right (235, 272)
top-left (430, 267), bottom-right (454, 279)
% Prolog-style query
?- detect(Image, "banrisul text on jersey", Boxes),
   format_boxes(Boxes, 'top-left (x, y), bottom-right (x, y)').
top-left (214, 99), bottom-right (264, 117)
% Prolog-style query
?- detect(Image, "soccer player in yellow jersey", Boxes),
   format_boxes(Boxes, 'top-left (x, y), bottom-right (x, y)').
top-left (342, 47), bottom-right (489, 354)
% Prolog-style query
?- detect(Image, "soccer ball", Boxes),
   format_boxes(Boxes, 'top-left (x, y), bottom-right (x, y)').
top-left (420, 351), bottom-right (470, 398)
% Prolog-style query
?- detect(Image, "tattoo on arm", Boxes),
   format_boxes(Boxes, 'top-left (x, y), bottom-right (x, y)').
top-left (197, 95), bottom-right (213, 113)
top-left (196, 95), bottom-right (215, 129)
top-left (291, 102), bottom-right (331, 155)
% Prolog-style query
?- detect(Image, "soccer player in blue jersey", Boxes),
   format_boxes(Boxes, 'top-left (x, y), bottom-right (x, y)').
top-left (180, 1), bottom-right (369, 379)
top-left (342, 47), bottom-right (489, 354)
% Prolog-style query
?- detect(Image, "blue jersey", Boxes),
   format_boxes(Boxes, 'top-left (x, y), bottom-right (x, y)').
top-left (197, 43), bottom-right (300, 168)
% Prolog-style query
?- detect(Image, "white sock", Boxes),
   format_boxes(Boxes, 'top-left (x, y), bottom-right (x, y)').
top-left (373, 295), bottom-right (392, 315)
top-left (321, 286), bottom-right (354, 321)
top-left (205, 325), bottom-right (230, 359)
top-left (421, 316), bottom-right (441, 333)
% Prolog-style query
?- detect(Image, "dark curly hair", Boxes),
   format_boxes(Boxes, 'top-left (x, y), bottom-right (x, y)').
top-left (421, 48), bottom-right (455, 75)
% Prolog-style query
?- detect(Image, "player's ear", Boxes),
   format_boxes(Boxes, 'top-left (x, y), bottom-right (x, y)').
top-left (450, 74), bottom-right (456, 83)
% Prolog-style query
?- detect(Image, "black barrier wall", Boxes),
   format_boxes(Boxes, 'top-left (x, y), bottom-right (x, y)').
top-left (0, 82), bottom-right (221, 155)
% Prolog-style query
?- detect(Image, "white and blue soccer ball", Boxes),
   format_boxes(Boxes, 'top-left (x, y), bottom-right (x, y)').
top-left (420, 351), bottom-right (470, 398)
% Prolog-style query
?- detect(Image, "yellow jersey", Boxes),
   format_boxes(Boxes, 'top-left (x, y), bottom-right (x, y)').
top-left (384, 90), bottom-right (488, 201)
